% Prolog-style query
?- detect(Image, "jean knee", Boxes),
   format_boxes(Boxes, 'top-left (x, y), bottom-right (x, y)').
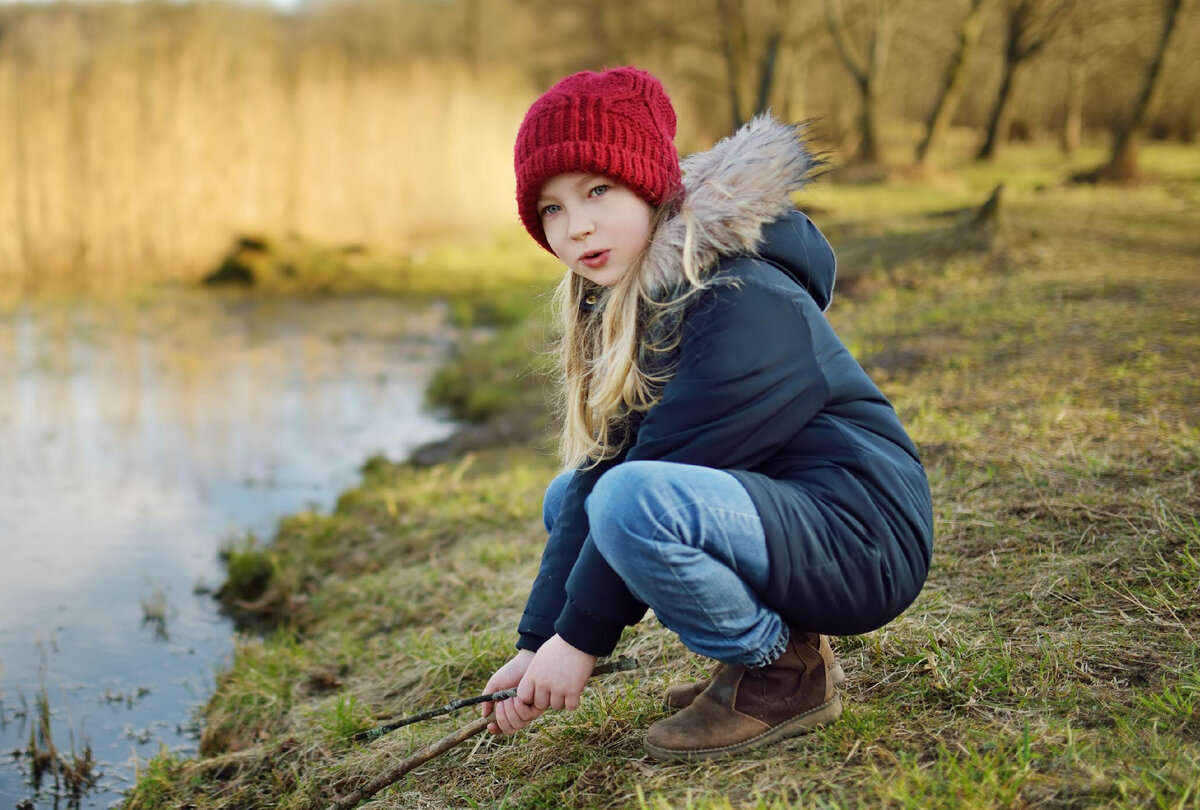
top-left (542, 470), bottom-right (574, 534)
top-left (587, 462), bottom-right (670, 561)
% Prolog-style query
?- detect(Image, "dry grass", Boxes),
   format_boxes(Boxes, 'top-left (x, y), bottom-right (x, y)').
top-left (123, 156), bottom-right (1199, 809)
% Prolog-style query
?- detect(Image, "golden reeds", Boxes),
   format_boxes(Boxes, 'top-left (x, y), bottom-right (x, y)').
top-left (0, 3), bottom-right (528, 291)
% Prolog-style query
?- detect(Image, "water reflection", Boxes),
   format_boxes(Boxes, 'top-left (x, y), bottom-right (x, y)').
top-left (0, 291), bottom-right (455, 807)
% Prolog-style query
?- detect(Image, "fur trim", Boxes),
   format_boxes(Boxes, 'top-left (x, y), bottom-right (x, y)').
top-left (641, 115), bottom-right (818, 293)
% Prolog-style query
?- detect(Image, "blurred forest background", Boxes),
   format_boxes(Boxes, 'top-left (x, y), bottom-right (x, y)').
top-left (0, 0), bottom-right (1195, 290)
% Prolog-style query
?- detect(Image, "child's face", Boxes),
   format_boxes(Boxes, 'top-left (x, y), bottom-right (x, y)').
top-left (537, 172), bottom-right (654, 287)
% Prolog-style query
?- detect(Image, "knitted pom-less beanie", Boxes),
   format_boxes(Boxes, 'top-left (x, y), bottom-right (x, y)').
top-left (514, 67), bottom-right (682, 254)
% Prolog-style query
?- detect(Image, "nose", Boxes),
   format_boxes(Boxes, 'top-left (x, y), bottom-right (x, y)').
top-left (568, 211), bottom-right (594, 241)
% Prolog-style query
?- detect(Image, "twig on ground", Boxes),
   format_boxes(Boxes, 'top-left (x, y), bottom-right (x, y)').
top-left (351, 655), bottom-right (638, 743)
top-left (351, 689), bottom-right (516, 743)
top-left (325, 655), bottom-right (639, 810)
top-left (326, 714), bottom-right (492, 810)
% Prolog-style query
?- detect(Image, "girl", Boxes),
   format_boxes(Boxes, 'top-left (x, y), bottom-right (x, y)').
top-left (481, 67), bottom-right (933, 762)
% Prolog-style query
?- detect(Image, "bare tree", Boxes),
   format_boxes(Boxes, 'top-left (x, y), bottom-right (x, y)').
top-left (716, 0), bottom-right (796, 129)
top-left (461, 0), bottom-right (483, 72)
top-left (914, 0), bottom-right (991, 168)
top-left (824, 0), bottom-right (903, 164)
top-left (1059, 4), bottom-right (1088, 154)
top-left (976, 0), bottom-right (1075, 160)
top-left (1087, 0), bottom-right (1191, 180)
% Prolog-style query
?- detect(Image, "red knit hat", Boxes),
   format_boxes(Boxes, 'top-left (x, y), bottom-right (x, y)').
top-left (514, 67), bottom-right (682, 254)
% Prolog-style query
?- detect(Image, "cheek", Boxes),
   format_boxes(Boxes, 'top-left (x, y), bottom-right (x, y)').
top-left (542, 221), bottom-right (567, 258)
top-left (626, 216), bottom-right (653, 252)
top-left (628, 202), bottom-right (654, 247)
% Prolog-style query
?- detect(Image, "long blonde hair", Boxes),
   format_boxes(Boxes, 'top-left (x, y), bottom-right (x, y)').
top-left (553, 201), bottom-right (713, 468)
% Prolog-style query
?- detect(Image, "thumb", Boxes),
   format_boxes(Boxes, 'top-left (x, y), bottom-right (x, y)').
top-left (516, 675), bottom-right (535, 706)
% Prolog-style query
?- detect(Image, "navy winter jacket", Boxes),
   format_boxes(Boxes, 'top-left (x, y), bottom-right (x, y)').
top-left (517, 210), bottom-right (934, 657)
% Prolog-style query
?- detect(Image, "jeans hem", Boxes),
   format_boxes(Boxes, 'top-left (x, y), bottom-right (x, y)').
top-left (744, 623), bottom-right (789, 669)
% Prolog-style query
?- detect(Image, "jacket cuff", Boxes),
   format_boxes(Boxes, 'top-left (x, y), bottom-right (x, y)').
top-left (516, 632), bottom-right (547, 653)
top-left (554, 599), bottom-right (625, 657)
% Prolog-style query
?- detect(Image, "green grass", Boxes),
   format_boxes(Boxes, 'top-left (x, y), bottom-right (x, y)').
top-left (122, 143), bottom-right (1200, 810)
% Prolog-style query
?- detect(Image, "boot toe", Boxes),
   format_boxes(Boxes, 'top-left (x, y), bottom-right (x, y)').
top-left (644, 692), bottom-right (772, 762)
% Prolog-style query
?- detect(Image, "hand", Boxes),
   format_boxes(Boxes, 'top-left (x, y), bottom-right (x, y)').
top-left (485, 636), bottom-right (597, 735)
top-left (481, 650), bottom-right (540, 735)
top-left (519, 635), bottom-right (597, 713)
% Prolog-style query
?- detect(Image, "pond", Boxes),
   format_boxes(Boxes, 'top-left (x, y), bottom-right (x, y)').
top-left (0, 291), bottom-right (457, 808)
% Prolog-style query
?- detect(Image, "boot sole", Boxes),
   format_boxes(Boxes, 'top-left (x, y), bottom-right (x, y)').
top-left (644, 692), bottom-right (843, 763)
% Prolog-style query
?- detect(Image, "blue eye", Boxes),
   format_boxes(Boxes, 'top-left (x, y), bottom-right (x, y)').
top-left (540, 204), bottom-right (561, 217)
top-left (589, 185), bottom-right (609, 197)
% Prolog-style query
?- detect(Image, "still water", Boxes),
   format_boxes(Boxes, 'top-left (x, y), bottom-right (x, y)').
top-left (0, 291), bottom-right (457, 808)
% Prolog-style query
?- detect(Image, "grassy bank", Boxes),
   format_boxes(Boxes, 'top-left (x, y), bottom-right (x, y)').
top-left (124, 149), bottom-right (1199, 809)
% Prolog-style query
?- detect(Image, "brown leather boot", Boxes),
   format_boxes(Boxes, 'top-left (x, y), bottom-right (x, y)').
top-left (664, 635), bottom-right (845, 710)
top-left (645, 628), bottom-right (842, 762)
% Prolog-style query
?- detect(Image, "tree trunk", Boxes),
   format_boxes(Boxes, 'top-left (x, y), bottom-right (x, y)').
top-left (978, 56), bottom-right (1020, 160)
top-left (718, 0), bottom-right (794, 130)
top-left (915, 0), bottom-right (989, 168)
top-left (858, 76), bottom-right (883, 163)
top-left (755, 22), bottom-right (784, 115)
top-left (825, 0), bottom-right (895, 165)
top-left (977, 10), bottom-right (1023, 161)
top-left (977, 0), bottom-right (1075, 161)
top-left (1092, 0), bottom-right (1187, 182)
top-left (718, 0), bottom-right (749, 130)
top-left (782, 48), bottom-right (807, 121)
top-left (461, 0), bottom-right (482, 73)
top-left (1058, 8), bottom-right (1088, 155)
top-left (1061, 54), bottom-right (1085, 155)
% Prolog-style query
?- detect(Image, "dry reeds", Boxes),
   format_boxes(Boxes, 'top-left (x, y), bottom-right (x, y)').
top-left (0, 3), bottom-right (528, 291)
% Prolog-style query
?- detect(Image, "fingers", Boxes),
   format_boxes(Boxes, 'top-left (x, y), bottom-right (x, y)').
top-left (487, 696), bottom-right (543, 735)
top-left (516, 677), bottom-right (535, 706)
top-left (518, 677), bottom-right (575, 712)
top-left (520, 676), bottom-right (568, 711)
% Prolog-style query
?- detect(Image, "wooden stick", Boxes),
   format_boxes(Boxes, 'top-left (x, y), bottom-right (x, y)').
top-left (351, 655), bottom-right (638, 744)
top-left (351, 689), bottom-right (517, 743)
top-left (325, 655), bottom-right (638, 810)
top-left (325, 714), bottom-right (491, 810)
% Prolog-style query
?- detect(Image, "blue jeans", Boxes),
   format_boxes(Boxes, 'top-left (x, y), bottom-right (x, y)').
top-left (543, 460), bottom-right (788, 668)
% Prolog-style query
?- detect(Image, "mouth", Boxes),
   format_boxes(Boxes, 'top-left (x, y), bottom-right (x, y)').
top-left (580, 249), bottom-right (610, 269)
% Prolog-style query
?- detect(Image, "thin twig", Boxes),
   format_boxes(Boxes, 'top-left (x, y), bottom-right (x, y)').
top-left (351, 655), bottom-right (638, 743)
top-left (351, 689), bottom-right (517, 743)
top-left (326, 714), bottom-right (492, 810)
top-left (325, 656), bottom-right (639, 810)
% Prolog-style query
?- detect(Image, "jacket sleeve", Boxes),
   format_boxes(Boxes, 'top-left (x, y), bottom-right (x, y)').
top-left (516, 454), bottom-right (648, 656)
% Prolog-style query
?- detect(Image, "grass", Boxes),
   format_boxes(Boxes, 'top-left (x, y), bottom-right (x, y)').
top-left (198, 232), bottom-right (562, 301)
top-left (122, 143), bottom-right (1199, 809)
top-left (17, 673), bottom-right (99, 801)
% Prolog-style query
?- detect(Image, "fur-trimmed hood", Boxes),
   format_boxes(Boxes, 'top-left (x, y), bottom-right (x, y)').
top-left (641, 115), bottom-right (836, 310)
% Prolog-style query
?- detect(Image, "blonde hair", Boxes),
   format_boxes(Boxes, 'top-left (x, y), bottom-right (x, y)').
top-left (553, 201), bottom-right (713, 468)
